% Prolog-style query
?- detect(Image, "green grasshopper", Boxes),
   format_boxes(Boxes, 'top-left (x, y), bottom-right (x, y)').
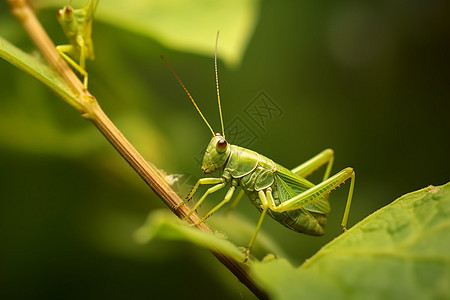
top-left (164, 33), bottom-right (355, 262)
top-left (56, 0), bottom-right (98, 88)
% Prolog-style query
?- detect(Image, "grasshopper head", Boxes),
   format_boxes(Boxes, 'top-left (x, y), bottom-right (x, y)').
top-left (202, 133), bottom-right (231, 174)
top-left (57, 6), bottom-right (74, 23)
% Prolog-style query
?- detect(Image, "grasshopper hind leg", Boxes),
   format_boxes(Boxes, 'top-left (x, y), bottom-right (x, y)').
top-left (290, 149), bottom-right (355, 231)
top-left (270, 167), bottom-right (355, 232)
top-left (291, 148), bottom-right (334, 180)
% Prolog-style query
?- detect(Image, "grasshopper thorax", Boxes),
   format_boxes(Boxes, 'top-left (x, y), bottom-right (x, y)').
top-left (202, 133), bottom-right (231, 174)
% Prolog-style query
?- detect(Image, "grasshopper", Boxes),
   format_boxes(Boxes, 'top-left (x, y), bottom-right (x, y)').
top-left (163, 32), bottom-right (355, 262)
top-left (56, 0), bottom-right (98, 88)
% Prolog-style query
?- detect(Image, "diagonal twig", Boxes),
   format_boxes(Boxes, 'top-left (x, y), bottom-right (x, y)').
top-left (6, 0), bottom-right (268, 298)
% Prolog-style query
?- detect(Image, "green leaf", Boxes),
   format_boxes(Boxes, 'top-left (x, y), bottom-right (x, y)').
top-left (134, 210), bottom-right (246, 261)
top-left (252, 182), bottom-right (450, 299)
top-left (134, 207), bottom-right (288, 262)
top-left (206, 212), bottom-right (288, 259)
top-left (134, 183), bottom-right (450, 298)
top-left (0, 36), bottom-right (78, 109)
top-left (35, 0), bottom-right (260, 67)
top-left (0, 37), bottom-right (105, 157)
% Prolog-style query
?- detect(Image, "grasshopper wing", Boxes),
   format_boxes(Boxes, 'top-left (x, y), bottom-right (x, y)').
top-left (275, 164), bottom-right (331, 214)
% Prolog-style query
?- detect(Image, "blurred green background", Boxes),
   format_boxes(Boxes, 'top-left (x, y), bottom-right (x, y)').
top-left (1, 0), bottom-right (449, 299)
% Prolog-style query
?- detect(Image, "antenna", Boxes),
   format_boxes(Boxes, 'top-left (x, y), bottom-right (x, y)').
top-left (215, 31), bottom-right (225, 137)
top-left (161, 56), bottom-right (215, 136)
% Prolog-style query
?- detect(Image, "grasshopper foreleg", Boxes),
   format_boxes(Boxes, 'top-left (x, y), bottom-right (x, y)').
top-left (196, 184), bottom-right (237, 225)
top-left (174, 177), bottom-right (222, 210)
top-left (56, 44), bottom-right (89, 88)
top-left (224, 189), bottom-right (245, 215)
top-left (182, 178), bottom-right (226, 220)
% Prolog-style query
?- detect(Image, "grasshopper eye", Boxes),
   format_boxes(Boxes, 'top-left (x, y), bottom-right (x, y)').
top-left (63, 6), bottom-right (73, 21)
top-left (216, 139), bottom-right (227, 153)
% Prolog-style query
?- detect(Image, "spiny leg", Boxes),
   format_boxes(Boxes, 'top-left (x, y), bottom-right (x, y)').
top-left (268, 167), bottom-right (355, 231)
top-left (174, 177), bottom-right (223, 209)
top-left (244, 189), bottom-right (270, 262)
top-left (340, 171), bottom-right (355, 230)
top-left (196, 185), bottom-right (236, 225)
top-left (291, 148), bottom-right (334, 181)
top-left (184, 181), bottom-right (227, 220)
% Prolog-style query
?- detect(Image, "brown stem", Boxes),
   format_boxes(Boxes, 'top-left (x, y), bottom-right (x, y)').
top-left (7, 0), bottom-right (268, 298)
